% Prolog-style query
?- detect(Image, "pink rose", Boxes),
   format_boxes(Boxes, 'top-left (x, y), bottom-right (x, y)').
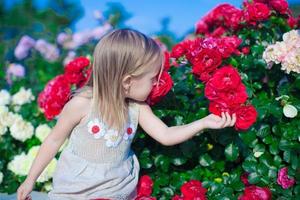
top-left (277, 167), bottom-right (296, 189)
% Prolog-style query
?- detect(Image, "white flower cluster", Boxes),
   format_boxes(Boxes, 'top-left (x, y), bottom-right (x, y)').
top-left (0, 104), bottom-right (33, 141)
top-left (11, 87), bottom-right (35, 106)
top-left (0, 88), bottom-right (34, 141)
top-left (35, 124), bottom-right (52, 142)
top-left (263, 29), bottom-right (300, 74)
top-left (7, 145), bottom-right (57, 183)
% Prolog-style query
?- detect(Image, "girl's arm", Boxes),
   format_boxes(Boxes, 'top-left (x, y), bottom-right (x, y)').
top-left (17, 96), bottom-right (89, 199)
top-left (138, 102), bottom-right (236, 146)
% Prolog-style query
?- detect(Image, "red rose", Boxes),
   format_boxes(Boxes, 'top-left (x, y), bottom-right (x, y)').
top-left (277, 167), bottom-right (296, 189)
top-left (64, 57), bottom-right (90, 86)
top-left (195, 20), bottom-right (209, 34)
top-left (181, 180), bottom-right (207, 200)
top-left (238, 186), bottom-right (272, 200)
top-left (241, 47), bottom-right (250, 55)
top-left (147, 71), bottom-right (173, 106)
top-left (38, 75), bottom-right (71, 120)
top-left (136, 175), bottom-right (154, 197)
top-left (210, 26), bottom-right (226, 37)
top-left (204, 82), bottom-right (220, 101)
top-left (171, 195), bottom-right (183, 200)
top-left (244, 2), bottom-right (270, 22)
top-left (234, 105), bottom-right (257, 130)
top-left (241, 173), bottom-right (250, 186)
top-left (208, 65), bottom-right (241, 91)
top-left (209, 101), bottom-right (232, 116)
top-left (64, 56), bottom-right (90, 73)
top-left (223, 6), bottom-right (243, 30)
top-left (171, 43), bottom-right (187, 59)
top-left (184, 38), bottom-right (204, 63)
top-left (163, 51), bottom-right (171, 71)
top-left (192, 48), bottom-right (222, 81)
top-left (269, 0), bottom-right (289, 14)
top-left (287, 16), bottom-right (297, 29)
top-left (217, 36), bottom-right (243, 58)
top-left (218, 83), bottom-right (248, 106)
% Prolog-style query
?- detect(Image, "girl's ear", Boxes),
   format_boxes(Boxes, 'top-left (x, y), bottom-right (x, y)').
top-left (122, 74), bottom-right (132, 91)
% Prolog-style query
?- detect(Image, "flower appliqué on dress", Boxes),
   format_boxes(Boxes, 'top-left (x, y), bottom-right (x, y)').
top-left (87, 119), bottom-right (106, 139)
top-left (104, 129), bottom-right (122, 147)
top-left (123, 123), bottom-right (135, 141)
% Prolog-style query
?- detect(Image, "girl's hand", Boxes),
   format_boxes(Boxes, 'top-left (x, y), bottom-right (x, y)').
top-left (17, 179), bottom-right (34, 200)
top-left (202, 112), bottom-right (236, 130)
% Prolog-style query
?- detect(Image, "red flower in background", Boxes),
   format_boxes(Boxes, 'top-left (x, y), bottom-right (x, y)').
top-left (136, 175), bottom-right (156, 200)
top-left (147, 71), bottom-right (173, 106)
top-left (208, 65), bottom-right (241, 91)
top-left (192, 48), bottom-right (222, 82)
top-left (64, 56), bottom-right (91, 87)
top-left (38, 57), bottom-right (91, 120)
top-left (217, 36), bottom-right (243, 58)
top-left (241, 173), bottom-right (250, 186)
top-left (238, 186), bottom-right (272, 200)
top-left (38, 75), bottom-right (71, 120)
top-left (277, 167), bottom-right (296, 189)
top-left (171, 43), bottom-right (187, 59)
top-left (209, 101), bottom-right (232, 116)
top-left (195, 3), bottom-right (243, 34)
top-left (241, 47), bottom-right (250, 55)
top-left (181, 180), bottom-right (207, 200)
top-left (269, 0), bottom-right (289, 14)
top-left (234, 105), bottom-right (257, 130)
top-left (244, 2), bottom-right (270, 22)
top-left (163, 51), bottom-right (171, 71)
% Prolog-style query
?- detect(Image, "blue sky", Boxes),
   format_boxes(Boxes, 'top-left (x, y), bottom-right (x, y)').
top-left (4, 0), bottom-right (300, 37)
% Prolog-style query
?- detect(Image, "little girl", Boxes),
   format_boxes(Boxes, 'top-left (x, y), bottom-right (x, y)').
top-left (17, 29), bottom-right (236, 200)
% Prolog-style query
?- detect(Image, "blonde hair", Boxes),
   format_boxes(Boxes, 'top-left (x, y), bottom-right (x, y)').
top-left (78, 29), bottom-right (164, 132)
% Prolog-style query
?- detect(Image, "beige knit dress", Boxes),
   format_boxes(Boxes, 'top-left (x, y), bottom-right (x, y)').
top-left (48, 101), bottom-right (140, 200)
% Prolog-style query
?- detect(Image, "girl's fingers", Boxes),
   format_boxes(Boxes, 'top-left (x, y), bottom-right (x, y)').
top-left (224, 112), bottom-right (231, 127)
top-left (221, 112), bottom-right (227, 127)
top-left (230, 113), bottom-right (237, 126)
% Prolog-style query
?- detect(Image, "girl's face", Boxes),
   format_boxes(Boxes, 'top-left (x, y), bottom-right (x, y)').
top-left (127, 64), bottom-right (162, 102)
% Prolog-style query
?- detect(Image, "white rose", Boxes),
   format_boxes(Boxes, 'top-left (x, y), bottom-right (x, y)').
top-left (27, 145), bottom-right (41, 159)
top-left (283, 104), bottom-right (298, 118)
top-left (0, 105), bottom-right (8, 115)
top-left (1, 112), bottom-right (22, 127)
top-left (0, 90), bottom-right (11, 106)
top-left (7, 153), bottom-right (31, 176)
top-left (35, 124), bottom-right (51, 142)
top-left (12, 87), bottom-right (35, 106)
top-left (10, 118), bottom-right (34, 142)
top-left (282, 30), bottom-right (299, 44)
top-left (0, 171), bottom-right (3, 184)
top-left (0, 123), bottom-right (7, 136)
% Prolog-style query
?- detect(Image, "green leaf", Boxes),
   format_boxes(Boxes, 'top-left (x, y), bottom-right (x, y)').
top-left (269, 141), bottom-right (279, 155)
top-left (225, 143), bottom-right (239, 161)
top-left (199, 153), bottom-right (214, 167)
top-left (239, 131), bottom-right (256, 145)
top-left (257, 124), bottom-right (270, 138)
top-left (248, 172), bottom-right (260, 184)
top-left (154, 154), bottom-right (170, 172)
top-left (171, 157), bottom-right (187, 166)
